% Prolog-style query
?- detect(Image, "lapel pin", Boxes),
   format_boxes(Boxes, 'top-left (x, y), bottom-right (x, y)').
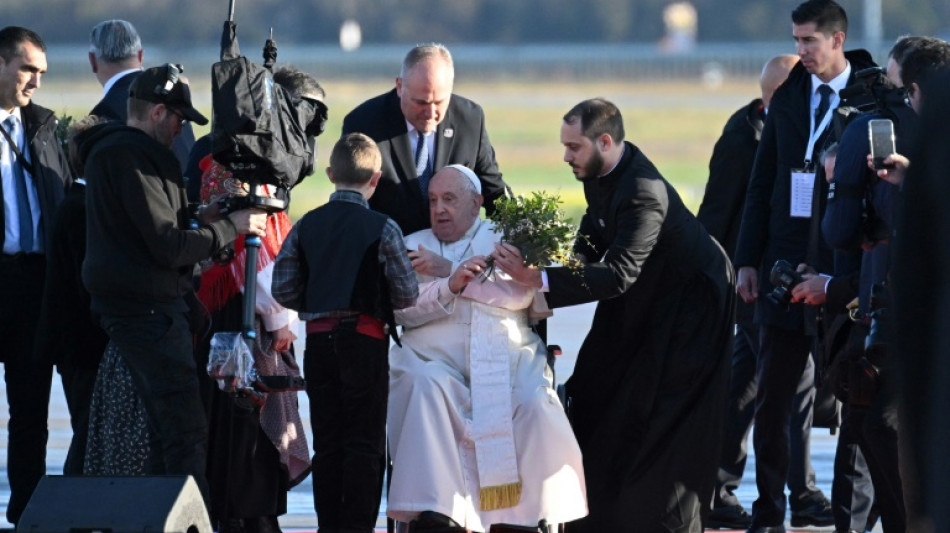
top-left (444, 128), bottom-right (454, 138)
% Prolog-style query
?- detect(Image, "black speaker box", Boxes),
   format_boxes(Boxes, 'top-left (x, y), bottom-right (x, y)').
top-left (16, 475), bottom-right (212, 533)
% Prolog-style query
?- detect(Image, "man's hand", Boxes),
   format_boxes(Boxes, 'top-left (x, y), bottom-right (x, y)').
top-left (409, 244), bottom-right (453, 278)
top-left (791, 272), bottom-right (830, 305)
top-left (736, 266), bottom-right (758, 303)
top-left (448, 255), bottom-right (488, 294)
top-left (867, 153), bottom-right (910, 186)
top-left (228, 209), bottom-right (268, 236)
top-left (270, 325), bottom-right (296, 352)
top-left (196, 197), bottom-right (224, 225)
top-left (491, 243), bottom-right (543, 288)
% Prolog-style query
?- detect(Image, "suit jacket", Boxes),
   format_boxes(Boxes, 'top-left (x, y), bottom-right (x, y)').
top-left (90, 70), bottom-right (196, 171)
top-left (0, 102), bottom-right (71, 254)
top-left (734, 49), bottom-right (875, 331)
top-left (342, 88), bottom-right (509, 235)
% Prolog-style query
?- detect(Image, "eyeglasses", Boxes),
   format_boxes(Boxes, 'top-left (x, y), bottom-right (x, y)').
top-left (167, 107), bottom-right (186, 125)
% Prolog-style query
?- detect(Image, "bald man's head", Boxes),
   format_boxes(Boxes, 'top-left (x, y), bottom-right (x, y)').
top-left (760, 54), bottom-right (800, 109)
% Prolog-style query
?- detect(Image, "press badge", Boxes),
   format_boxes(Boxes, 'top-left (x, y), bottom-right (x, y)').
top-left (790, 168), bottom-right (815, 218)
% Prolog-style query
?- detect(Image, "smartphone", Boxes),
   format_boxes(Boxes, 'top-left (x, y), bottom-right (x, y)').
top-left (868, 118), bottom-right (896, 170)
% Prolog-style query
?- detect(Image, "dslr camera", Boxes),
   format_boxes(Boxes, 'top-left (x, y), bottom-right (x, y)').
top-left (766, 259), bottom-right (803, 309)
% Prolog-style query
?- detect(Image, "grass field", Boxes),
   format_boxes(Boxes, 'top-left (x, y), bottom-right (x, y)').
top-left (40, 77), bottom-right (761, 224)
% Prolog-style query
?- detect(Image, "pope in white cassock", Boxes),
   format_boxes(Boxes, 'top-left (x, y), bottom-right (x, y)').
top-left (387, 165), bottom-right (588, 533)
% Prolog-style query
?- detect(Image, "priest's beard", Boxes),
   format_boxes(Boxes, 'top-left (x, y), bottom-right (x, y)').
top-left (575, 149), bottom-right (604, 182)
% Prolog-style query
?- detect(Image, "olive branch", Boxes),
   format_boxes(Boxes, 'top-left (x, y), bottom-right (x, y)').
top-left (482, 192), bottom-right (586, 279)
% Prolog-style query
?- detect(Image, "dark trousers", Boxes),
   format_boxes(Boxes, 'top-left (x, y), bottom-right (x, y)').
top-left (0, 255), bottom-right (52, 525)
top-left (714, 313), bottom-right (822, 509)
top-left (750, 325), bottom-right (814, 527)
top-left (852, 374), bottom-right (905, 533)
top-left (833, 404), bottom-right (876, 531)
top-left (99, 310), bottom-right (210, 506)
top-left (305, 327), bottom-right (388, 533)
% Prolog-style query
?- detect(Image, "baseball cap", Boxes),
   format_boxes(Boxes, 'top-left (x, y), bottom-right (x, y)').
top-left (129, 63), bottom-right (209, 125)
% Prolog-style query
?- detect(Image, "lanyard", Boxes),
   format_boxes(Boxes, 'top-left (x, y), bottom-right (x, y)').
top-left (803, 95), bottom-right (836, 167)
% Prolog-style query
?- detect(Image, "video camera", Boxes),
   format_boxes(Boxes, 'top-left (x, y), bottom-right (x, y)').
top-left (839, 67), bottom-right (906, 112)
top-left (211, 0), bottom-right (327, 214)
top-left (766, 259), bottom-right (803, 310)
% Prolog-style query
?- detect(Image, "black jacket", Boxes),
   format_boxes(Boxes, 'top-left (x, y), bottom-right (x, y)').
top-left (342, 88), bottom-right (510, 235)
top-left (697, 98), bottom-right (765, 257)
top-left (734, 49), bottom-right (876, 331)
top-left (0, 102), bottom-right (71, 252)
top-left (80, 123), bottom-right (238, 315)
top-left (35, 182), bottom-right (108, 369)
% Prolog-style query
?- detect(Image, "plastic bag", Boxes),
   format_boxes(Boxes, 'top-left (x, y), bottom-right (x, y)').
top-left (207, 332), bottom-right (259, 393)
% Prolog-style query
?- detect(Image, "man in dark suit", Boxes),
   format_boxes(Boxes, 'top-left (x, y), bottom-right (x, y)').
top-left (700, 54), bottom-right (840, 530)
top-left (494, 98), bottom-right (735, 533)
top-left (34, 115), bottom-right (111, 476)
top-left (733, 1), bottom-right (876, 531)
top-left (0, 26), bottom-right (72, 525)
top-left (88, 19), bottom-right (195, 170)
top-left (342, 43), bottom-right (510, 237)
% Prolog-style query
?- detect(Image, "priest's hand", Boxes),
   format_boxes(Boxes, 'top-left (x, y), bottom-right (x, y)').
top-left (409, 244), bottom-right (453, 278)
top-left (492, 243), bottom-right (542, 289)
top-left (448, 256), bottom-right (487, 294)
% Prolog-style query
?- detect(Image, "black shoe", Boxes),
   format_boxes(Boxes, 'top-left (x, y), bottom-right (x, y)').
top-left (745, 526), bottom-right (786, 533)
top-left (707, 504), bottom-right (752, 529)
top-left (409, 511), bottom-right (469, 533)
top-left (790, 491), bottom-right (835, 527)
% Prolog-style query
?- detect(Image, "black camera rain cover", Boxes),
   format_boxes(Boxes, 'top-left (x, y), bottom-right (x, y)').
top-left (211, 21), bottom-right (313, 190)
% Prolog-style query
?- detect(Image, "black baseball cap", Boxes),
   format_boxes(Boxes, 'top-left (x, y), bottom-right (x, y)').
top-left (129, 63), bottom-right (209, 126)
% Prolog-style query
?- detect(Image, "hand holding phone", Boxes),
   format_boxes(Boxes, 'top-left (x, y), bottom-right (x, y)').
top-left (868, 118), bottom-right (896, 170)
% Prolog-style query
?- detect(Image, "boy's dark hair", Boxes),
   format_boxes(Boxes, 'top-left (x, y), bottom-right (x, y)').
top-left (899, 37), bottom-right (950, 94)
top-left (0, 26), bottom-right (46, 61)
top-left (330, 133), bottom-right (382, 187)
top-left (791, 0), bottom-right (848, 36)
top-left (563, 98), bottom-right (625, 144)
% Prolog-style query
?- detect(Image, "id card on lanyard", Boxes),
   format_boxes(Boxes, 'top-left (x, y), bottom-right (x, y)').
top-left (790, 96), bottom-right (835, 218)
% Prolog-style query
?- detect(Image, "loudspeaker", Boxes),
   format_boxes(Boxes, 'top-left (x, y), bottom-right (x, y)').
top-left (17, 475), bottom-right (212, 533)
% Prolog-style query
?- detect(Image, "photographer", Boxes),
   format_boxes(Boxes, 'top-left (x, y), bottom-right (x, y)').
top-left (81, 64), bottom-right (268, 508)
top-left (820, 36), bottom-right (950, 533)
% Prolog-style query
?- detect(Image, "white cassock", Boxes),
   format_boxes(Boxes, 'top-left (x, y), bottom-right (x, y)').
top-left (387, 219), bottom-right (587, 531)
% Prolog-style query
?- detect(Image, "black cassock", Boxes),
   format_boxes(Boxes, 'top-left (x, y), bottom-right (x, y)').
top-left (546, 142), bottom-right (735, 532)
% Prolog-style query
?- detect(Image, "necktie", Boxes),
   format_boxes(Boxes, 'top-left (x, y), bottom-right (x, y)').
top-left (814, 84), bottom-right (834, 126)
top-left (4, 116), bottom-right (33, 253)
top-left (415, 130), bottom-right (433, 199)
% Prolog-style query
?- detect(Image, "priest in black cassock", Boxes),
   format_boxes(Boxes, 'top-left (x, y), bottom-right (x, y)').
top-left (493, 98), bottom-right (735, 533)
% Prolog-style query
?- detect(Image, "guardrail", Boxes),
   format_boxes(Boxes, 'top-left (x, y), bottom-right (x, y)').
top-left (48, 41), bottom-right (895, 81)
